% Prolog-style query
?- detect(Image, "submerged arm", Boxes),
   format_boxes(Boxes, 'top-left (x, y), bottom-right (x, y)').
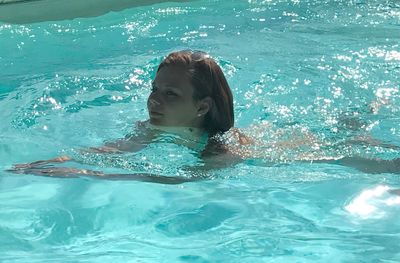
top-left (8, 135), bottom-right (243, 184)
top-left (333, 157), bottom-right (400, 174)
top-left (196, 138), bottom-right (244, 171)
top-left (339, 135), bottom-right (400, 150)
top-left (7, 166), bottom-right (202, 185)
top-left (12, 121), bottom-right (155, 168)
top-left (84, 122), bottom-right (156, 153)
top-left (85, 134), bottom-right (147, 153)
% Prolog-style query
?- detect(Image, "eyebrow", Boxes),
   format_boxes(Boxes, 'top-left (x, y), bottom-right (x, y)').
top-left (164, 84), bottom-right (179, 88)
top-left (155, 81), bottom-right (179, 89)
top-left (152, 81), bottom-right (183, 93)
top-left (165, 85), bottom-right (183, 94)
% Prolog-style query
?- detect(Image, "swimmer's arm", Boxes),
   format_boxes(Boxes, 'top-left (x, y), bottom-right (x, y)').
top-left (85, 135), bottom-right (145, 153)
top-left (311, 155), bottom-right (400, 174)
top-left (267, 128), bottom-right (399, 152)
top-left (200, 152), bottom-right (243, 170)
top-left (273, 127), bottom-right (319, 151)
top-left (9, 141), bottom-right (244, 182)
top-left (10, 135), bottom-right (146, 169)
top-left (328, 157), bottom-right (400, 174)
top-left (196, 141), bottom-right (244, 171)
top-left (339, 135), bottom-right (400, 150)
top-left (186, 129), bottom-right (255, 172)
top-left (13, 121), bottom-right (155, 168)
top-left (11, 156), bottom-right (73, 169)
top-left (169, 147), bottom-right (244, 182)
top-left (84, 121), bottom-right (155, 153)
top-left (7, 166), bottom-right (201, 185)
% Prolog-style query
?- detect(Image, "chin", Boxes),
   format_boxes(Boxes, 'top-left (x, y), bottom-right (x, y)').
top-left (149, 118), bottom-right (166, 126)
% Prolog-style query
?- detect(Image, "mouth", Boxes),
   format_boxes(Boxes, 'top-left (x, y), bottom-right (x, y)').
top-left (149, 111), bottom-right (163, 117)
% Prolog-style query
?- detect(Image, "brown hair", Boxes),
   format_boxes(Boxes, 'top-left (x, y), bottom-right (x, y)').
top-left (157, 50), bottom-right (234, 137)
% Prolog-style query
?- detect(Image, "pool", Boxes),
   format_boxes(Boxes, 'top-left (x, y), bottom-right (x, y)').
top-left (1, 0), bottom-right (400, 262)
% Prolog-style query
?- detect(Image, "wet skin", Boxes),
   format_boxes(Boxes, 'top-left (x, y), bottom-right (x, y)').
top-left (147, 65), bottom-right (210, 128)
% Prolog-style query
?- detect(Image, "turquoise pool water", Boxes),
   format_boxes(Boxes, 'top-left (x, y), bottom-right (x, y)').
top-left (1, 0), bottom-right (400, 262)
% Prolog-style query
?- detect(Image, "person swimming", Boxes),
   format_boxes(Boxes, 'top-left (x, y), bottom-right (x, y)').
top-left (8, 50), bottom-right (400, 183)
top-left (8, 50), bottom-right (249, 183)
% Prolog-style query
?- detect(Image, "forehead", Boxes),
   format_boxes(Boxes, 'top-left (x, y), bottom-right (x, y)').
top-left (154, 65), bottom-right (193, 88)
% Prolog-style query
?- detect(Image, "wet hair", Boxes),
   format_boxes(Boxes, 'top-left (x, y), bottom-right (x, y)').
top-left (157, 50), bottom-right (234, 137)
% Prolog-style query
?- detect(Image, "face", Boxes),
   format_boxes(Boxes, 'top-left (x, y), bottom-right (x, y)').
top-left (147, 65), bottom-right (206, 127)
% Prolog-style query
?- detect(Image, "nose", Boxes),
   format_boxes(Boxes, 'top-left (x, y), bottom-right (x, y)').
top-left (148, 98), bottom-right (160, 106)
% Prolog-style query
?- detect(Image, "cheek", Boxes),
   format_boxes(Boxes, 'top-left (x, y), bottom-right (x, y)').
top-left (153, 96), bottom-right (197, 116)
top-left (170, 99), bottom-right (195, 112)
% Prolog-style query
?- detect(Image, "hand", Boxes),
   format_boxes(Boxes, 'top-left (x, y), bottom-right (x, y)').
top-left (8, 166), bottom-right (103, 178)
top-left (12, 156), bottom-right (72, 169)
top-left (7, 166), bottom-right (198, 184)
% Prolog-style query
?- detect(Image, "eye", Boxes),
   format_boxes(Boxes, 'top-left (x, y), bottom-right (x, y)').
top-left (166, 90), bottom-right (177, 96)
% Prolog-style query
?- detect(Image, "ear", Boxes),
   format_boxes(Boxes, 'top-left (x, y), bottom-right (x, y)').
top-left (197, 97), bottom-right (212, 116)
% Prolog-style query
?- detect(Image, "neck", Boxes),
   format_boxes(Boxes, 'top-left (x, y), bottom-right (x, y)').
top-left (148, 123), bottom-right (207, 141)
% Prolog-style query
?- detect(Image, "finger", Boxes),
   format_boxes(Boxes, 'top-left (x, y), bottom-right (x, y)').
top-left (12, 163), bottom-right (33, 169)
top-left (50, 156), bottom-right (72, 162)
top-left (5, 168), bottom-right (26, 174)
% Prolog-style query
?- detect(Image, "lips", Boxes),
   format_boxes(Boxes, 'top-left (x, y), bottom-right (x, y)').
top-left (150, 110), bottom-right (163, 117)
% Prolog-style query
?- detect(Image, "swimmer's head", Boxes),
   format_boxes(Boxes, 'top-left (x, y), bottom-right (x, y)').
top-left (147, 50), bottom-right (234, 136)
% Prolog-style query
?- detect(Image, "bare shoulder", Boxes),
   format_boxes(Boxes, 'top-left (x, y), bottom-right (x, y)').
top-left (199, 128), bottom-right (254, 169)
top-left (94, 120), bottom-right (155, 153)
